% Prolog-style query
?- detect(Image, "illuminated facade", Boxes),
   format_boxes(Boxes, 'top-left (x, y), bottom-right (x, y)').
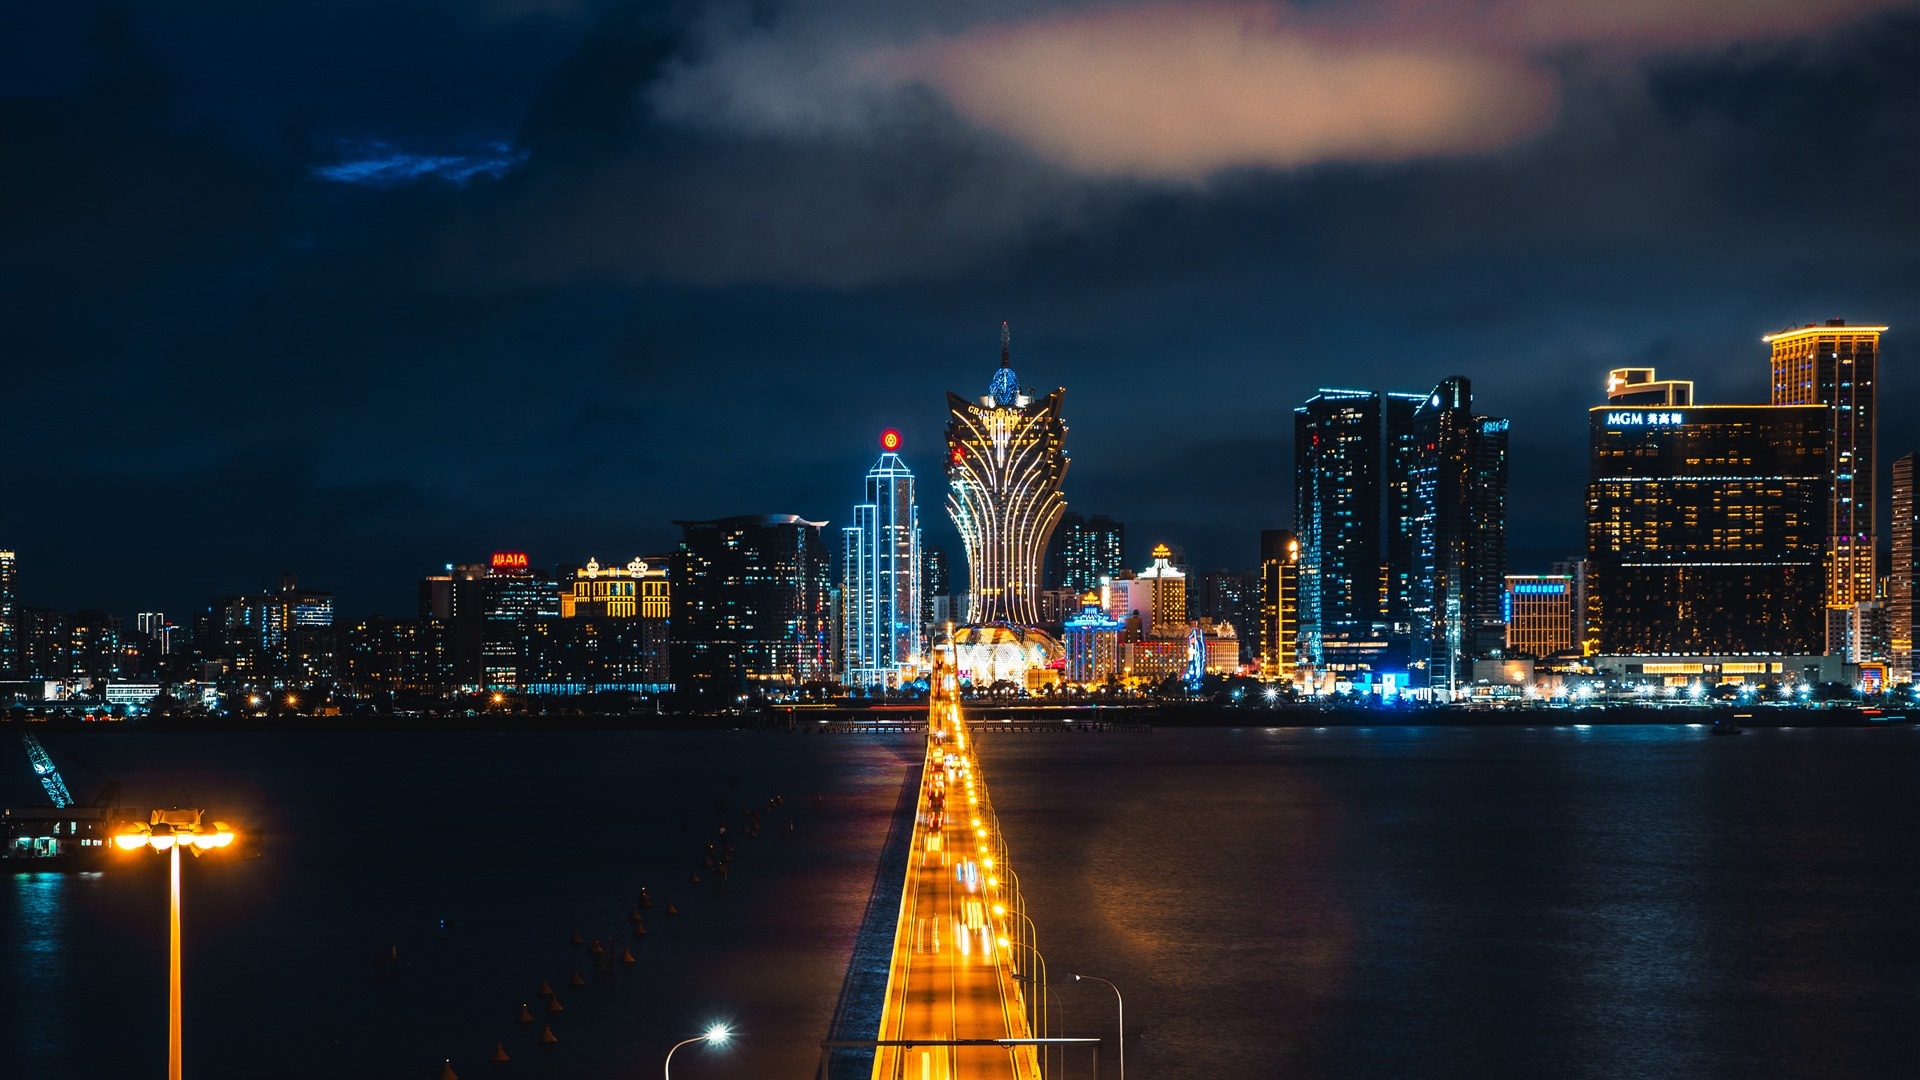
top-left (1765, 320), bottom-right (1884, 621)
top-left (1062, 594), bottom-right (1123, 684)
top-left (1409, 376), bottom-right (1509, 693)
top-left (1046, 512), bottom-right (1124, 592)
top-left (842, 432), bottom-right (923, 687)
top-left (1504, 574), bottom-right (1575, 657)
top-left (1893, 453), bottom-right (1915, 682)
top-left (482, 554), bottom-right (561, 688)
top-left (561, 556), bottom-right (667, 619)
top-left (946, 323), bottom-right (1069, 626)
top-left (950, 623), bottom-right (1062, 690)
top-left (1586, 381), bottom-right (1830, 656)
top-left (0, 549), bottom-right (16, 677)
top-left (1293, 388), bottom-right (1422, 672)
top-left (1130, 545), bottom-right (1187, 635)
top-left (671, 515), bottom-right (832, 697)
top-left (1259, 529), bottom-right (1299, 682)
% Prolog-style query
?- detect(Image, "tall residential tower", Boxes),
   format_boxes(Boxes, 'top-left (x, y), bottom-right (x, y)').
top-left (1408, 376), bottom-right (1509, 692)
top-left (946, 324), bottom-right (1069, 626)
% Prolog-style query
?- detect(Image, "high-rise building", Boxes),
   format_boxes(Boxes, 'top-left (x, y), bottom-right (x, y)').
top-left (920, 545), bottom-right (950, 642)
top-left (1587, 371), bottom-right (1830, 655)
top-left (1550, 557), bottom-right (1591, 655)
top-left (1046, 512), bottom-right (1125, 593)
top-left (1892, 452), bottom-right (1915, 682)
top-left (136, 612), bottom-right (173, 656)
top-left (946, 323), bottom-right (1069, 626)
top-left (1408, 376), bottom-right (1509, 692)
top-left (1191, 569), bottom-right (1260, 662)
top-left (671, 515), bottom-right (832, 699)
top-left (1765, 320), bottom-right (1885, 629)
top-left (1505, 574), bottom-right (1575, 657)
top-left (1062, 593), bottom-right (1124, 684)
top-left (481, 553), bottom-right (561, 689)
top-left (1128, 545), bottom-right (1187, 636)
top-left (1259, 529), bottom-right (1300, 683)
top-left (1293, 388), bottom-right (1422, 675)
top-left (0, 549), bottom-right (17, 678)
top-left (842, 431), bottom-right (923, 688)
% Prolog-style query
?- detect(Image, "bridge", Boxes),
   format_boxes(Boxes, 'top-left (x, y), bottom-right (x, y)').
top-left (864, 648), bottom-right (1052, 1080)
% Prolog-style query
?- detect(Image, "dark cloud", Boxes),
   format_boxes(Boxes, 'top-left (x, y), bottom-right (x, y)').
top-left (0, 1), bottom-right (1917, 617)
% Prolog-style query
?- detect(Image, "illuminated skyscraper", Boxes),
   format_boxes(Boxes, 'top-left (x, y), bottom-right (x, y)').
top-left (1259, 530), bottom-right (1300, 682)
top-left (1765, 320), bottom-right (1885, 625)
top-left (671, 515), bottom-right (832, 698)
top-left (842, 430), bottom-right (923, 687)
top-left (1046, 512), bottom-right (1124, 592)
top-left (1504, 574), bottom-right (1575, 657)
top-left (1409, 376), bottom-right (1509, 693)
top-left (1893, 452), bottom-right (1915, 682)
top-left (946, 323), bottom-right (1069, 626)
top-left (1587, 372), bottom-right (1829, 655)
top-left (1293, 388), bottom-right (1422, 674)
top-left (0, 549), bottom-right (16, 677)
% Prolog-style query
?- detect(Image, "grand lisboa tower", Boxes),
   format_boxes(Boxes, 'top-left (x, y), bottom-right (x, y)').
top-left (945, 323), bottom-right (1069, 626)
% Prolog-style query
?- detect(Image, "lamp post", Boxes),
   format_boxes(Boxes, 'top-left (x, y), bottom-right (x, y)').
top-left (1071, 974), bottom-right (1124, 1080)
top-left (663, 1023), bottom-right (731, 1079)
top-left (115, 808), bottom-right (235, 1080)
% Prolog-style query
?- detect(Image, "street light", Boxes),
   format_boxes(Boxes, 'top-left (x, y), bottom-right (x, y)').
top-left (664, 1023), bottom-right (731, 1079)
top-left (1071, 974), bottom-right (1125, 1080)
top-left (116, 808), bottom-right (235, 1080)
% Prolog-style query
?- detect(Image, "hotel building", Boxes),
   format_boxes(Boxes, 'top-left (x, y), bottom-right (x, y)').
top-left (1586, 368), bottom-right (1829, 656)
top-left (842, 432), bottom-right (923, 687)
top-left (946, 323), bottom-right (1069, 626)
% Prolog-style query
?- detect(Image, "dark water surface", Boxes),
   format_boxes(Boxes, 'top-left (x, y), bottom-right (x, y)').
top-left (7, 725), bottom-right (1919, 1079)
top-left (976, 724), bottom-right (1920, 1080)
top-left (2, 731), bottom-right (919, 1080)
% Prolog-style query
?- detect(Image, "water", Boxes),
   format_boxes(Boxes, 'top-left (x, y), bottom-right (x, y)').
top-left (1, 730), bottom-right (921, 1080)
top-left (7, 725), bottom-right (1919, 1079)
top-left (976, 724), bottom-right (1920, 1080)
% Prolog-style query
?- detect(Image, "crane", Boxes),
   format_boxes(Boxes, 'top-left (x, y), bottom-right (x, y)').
top-left (22, 732), bottom-right (76, 809)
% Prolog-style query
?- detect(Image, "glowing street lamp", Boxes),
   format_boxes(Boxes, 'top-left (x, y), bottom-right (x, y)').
top-left (116, 808), bottom-right (236, 1080)
top-left (1071, 974), bottom-right (1125, 1080)
top-left (664, 1023), bottom-right (731, 1078)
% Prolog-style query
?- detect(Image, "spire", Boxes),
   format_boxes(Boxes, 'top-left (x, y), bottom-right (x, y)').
top-left (988, 322), bottom-right (1020, 406)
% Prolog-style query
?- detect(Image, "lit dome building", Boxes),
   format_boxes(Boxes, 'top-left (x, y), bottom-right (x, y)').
top-left (946, 323), bottom-right (1069, 626)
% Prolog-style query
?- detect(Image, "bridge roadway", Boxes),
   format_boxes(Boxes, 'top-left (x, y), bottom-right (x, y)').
top-left (870, 661), bottom-right (1043, 1080)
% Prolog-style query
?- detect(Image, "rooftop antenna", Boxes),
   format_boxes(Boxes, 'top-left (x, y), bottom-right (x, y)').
top-left (1000, 321), bottom-right (1011, 368)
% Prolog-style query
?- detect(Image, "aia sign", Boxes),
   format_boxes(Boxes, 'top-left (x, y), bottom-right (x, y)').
top-left (491, 551), bottom-right (530, 570)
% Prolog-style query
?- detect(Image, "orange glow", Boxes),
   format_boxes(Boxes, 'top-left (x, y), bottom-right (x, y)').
top-left (881, 428), bottom-right (902, 451)
top-left (1762, 325), bottom-right (1886, 343)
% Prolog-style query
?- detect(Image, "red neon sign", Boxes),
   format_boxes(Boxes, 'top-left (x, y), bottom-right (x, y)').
top-left (881, 428), bottom-right (902, 452)
top-left (491, 551), bottom-right (529, 570)
top-left (950, 445), bottom-right (965, 464)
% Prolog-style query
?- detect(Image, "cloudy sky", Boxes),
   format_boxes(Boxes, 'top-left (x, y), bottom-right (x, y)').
top-left (2, 0), bottom-right (1916, 617)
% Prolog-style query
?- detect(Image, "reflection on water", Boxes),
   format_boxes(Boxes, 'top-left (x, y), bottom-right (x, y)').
top-left (5, 871), bottom-right (97, 1075)
top-left (981, 725), bottom-right (1920, 1080)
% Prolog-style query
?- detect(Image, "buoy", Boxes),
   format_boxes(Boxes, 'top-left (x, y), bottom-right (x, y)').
top-left (439, 1059), bottom-right (459, 1080)
top-left (639, 889), bottom-right (653, 908)
top-left (632, 921), bottom-right (648, 937)
top-left (569, 931), bottom-right (584, 946)
top-left (539, 1025), bottom-right (558, 1045)
top-left (538, 979), bottom-right (554, 997)
top-left (491, 1042), bottom-right (510, 1063)
top-left (689, 873), bottom-right (701, 884)
top-left (568, 971), bottom-right (585, 988)
top-left (548, 996), bottom-right (565, 1013)
top-left (665, 902), bottom-right (679, 916)
top-left (629, 907), bottom-right (643, 921)
top-left (589, 940), bottom-right (604, 956)
top-left (517, 1004), bottom-right (534, 1024)
top-left (620, 948), bottom-right (636, 965)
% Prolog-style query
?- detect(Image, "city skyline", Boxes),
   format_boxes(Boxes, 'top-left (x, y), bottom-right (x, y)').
top-left (3, 5), bottom-right (1918, 619)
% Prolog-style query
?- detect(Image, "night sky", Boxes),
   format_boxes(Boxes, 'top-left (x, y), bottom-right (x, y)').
top-left (3, 1), bottom-right (1917, 620)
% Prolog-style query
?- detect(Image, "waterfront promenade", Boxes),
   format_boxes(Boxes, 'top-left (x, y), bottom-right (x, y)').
top-left (867, 659), bottom-right (1045, 1080)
